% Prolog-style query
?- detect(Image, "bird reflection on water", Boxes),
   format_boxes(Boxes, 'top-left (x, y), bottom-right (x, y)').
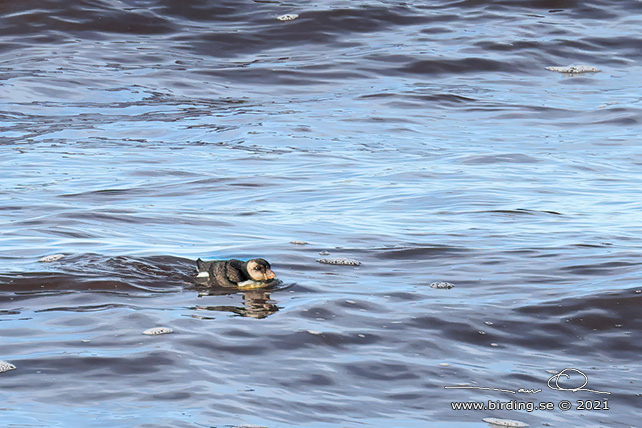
top-left (193, 289), bottom-right (280, 319)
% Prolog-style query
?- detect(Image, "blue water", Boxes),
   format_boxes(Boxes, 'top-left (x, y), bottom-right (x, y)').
top-left (1, 1), bottom-right (641, 427)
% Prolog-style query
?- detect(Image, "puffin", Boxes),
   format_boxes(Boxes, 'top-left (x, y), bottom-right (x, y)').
top-left (195, 258), bottom-right (277, 289)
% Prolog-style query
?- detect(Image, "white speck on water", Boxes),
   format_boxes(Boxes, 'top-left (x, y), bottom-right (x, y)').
top-left (38, 254), bottom-right (65, 263)
top-left (143, 327), bottom-right (174, 335)
top-left (545, 65), bottom-right (600, 74)
top-left (0, 361), bottom-right (16, 373)
top-left (482, 417), bottom-right (528, 427)
top-left (430, 281), bottom-right (455, 289)
top-left (439, 363), bottom-right (450, 367)
top-left (277, 14), bottom-right (299, 21)
top-left (478, 330), bottom-right (486, 335)
top-left (358, 334), bottom-right (365, 338)
top-left (545, 369), bottom-right (559, 374)
top-left (345, 300), bottom-right (356, 304)
top-left (290, 240), bottom-right (308, 245)
top-left (317, 257), bottom-right (361, 266)
top-left (319, 250), bottom-right (330, 255)
top-left (307, 330), bottom-right (322, 335)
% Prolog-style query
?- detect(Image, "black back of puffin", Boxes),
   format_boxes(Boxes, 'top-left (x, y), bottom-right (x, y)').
top-left (195, 258), bottom-right (277, 289)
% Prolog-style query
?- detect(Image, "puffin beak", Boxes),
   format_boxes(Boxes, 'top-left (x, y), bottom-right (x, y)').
top-left (266, 270), bottom-right (276, 279)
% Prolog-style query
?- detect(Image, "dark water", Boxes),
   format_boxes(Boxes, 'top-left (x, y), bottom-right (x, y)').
top-left (1, 0), bottom-right (642, 427)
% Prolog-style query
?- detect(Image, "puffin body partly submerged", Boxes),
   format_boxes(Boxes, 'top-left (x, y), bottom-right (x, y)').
top-left (195, 258), bottom-right (277, 289)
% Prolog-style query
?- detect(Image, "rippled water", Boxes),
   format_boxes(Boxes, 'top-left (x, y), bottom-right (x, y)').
top-left (1, 1), bottom-right (641, 427)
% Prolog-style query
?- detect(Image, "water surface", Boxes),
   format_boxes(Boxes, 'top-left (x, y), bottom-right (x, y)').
top-left (1, 0), bottom-right (641, 427)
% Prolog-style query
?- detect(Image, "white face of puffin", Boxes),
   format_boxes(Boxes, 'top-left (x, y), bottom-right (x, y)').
top-left (247, 259), bottom-right (276, 281)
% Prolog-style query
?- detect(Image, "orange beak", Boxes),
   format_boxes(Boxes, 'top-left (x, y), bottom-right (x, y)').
top-left (266, 270), bottom-right (276, 279)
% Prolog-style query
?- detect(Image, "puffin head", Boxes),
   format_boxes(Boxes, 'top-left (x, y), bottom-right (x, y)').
top-left (246, 258), bottom-right (276, 281)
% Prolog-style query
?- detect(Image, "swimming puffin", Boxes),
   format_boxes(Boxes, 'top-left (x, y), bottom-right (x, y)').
top-left (195, 258), bottom-right (277, 289)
